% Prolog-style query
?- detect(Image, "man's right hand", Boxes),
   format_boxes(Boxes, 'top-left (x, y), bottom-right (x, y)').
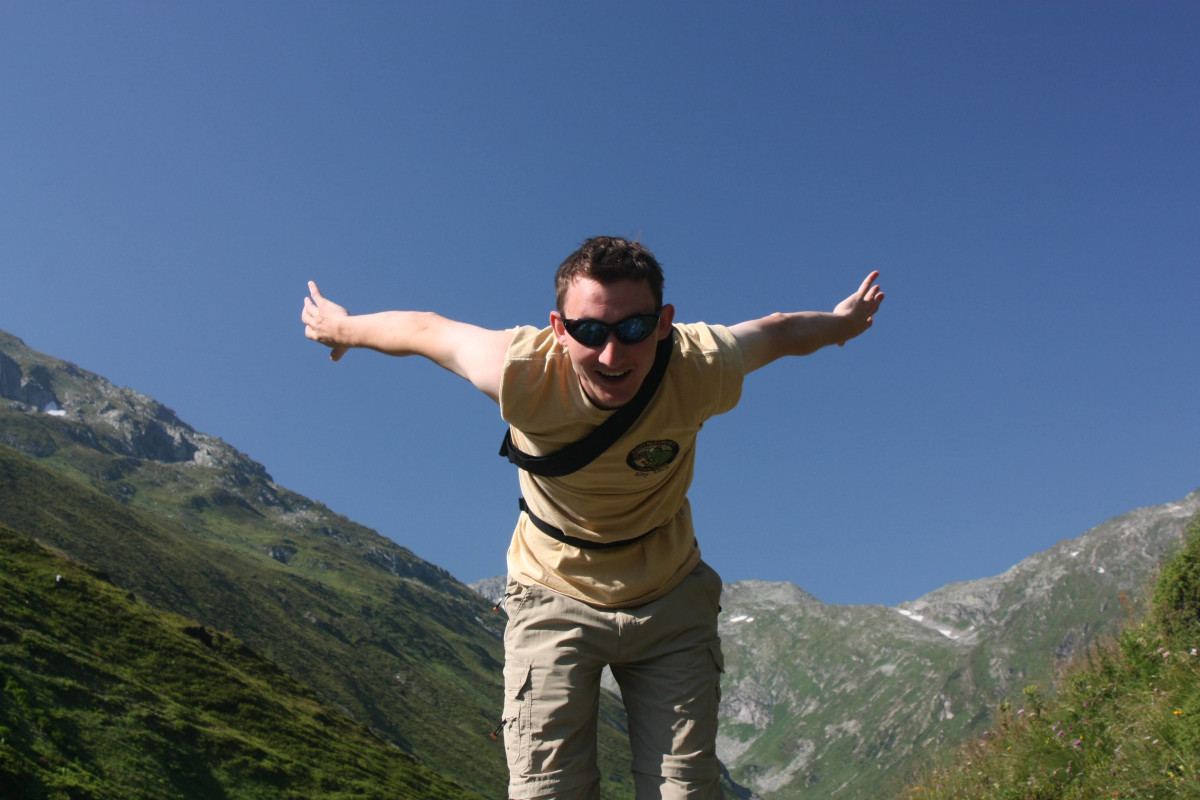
top-left (302, 281), bottom-right (351, 361)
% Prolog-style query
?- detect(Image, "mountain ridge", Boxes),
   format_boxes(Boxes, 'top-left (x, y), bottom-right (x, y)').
top-left (709, 490), bottom-right (1199, 797)
top-left (0, 329), bottom-right (265, 476)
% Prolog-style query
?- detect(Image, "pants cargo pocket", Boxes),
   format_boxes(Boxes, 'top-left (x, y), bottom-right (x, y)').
top-left (502, 660), bottom-right (533, 774)
top-left (708, 641), bottom-right (725, 704)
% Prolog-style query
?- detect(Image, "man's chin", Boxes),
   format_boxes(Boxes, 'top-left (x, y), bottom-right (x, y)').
top-left (584, 376), bottom-right (638, 410)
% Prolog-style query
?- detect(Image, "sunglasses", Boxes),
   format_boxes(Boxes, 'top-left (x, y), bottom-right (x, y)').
top-left (560, 310), bottom-right (662, 347)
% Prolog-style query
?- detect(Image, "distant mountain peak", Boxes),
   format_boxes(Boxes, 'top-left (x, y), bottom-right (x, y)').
top-left (721, 579), bottom-right (822, 609)
top-left (898, 490), bottom-right (1200, 642)
top-left (1, 328), bottom-right (269, 478)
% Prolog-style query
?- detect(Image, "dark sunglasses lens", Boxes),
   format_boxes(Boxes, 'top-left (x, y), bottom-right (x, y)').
top-left (615, 315), bottom-right (658, 344)
top-left (567, 320), bottom-right (609, 346)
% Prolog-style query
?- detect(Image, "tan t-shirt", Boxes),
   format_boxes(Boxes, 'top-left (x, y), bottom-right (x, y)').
top-left (499, 322), bottom-right (744, 608)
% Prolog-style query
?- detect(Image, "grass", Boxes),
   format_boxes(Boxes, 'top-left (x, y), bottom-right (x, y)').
top-left (0, 525), bottom-right (481, 800)
top-left (896, 514), bottom-right (1200, 800)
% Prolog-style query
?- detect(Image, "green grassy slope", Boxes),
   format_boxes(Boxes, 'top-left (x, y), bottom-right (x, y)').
top-left (0, 523), bottom-right (479, 800)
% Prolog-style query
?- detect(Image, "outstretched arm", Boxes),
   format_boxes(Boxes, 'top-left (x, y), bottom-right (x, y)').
top-left (301, 281), bottom-right (512, 401)
top-left (729, 271), bottom-right (884, 374)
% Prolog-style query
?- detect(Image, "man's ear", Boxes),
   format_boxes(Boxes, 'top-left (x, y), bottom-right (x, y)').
top-left (550, 310), bottom-right (570, 346)
top-left (657, 304), bottom-right (676, 339)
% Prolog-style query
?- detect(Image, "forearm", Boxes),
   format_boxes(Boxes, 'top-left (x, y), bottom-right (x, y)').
top-left (769, 311), bottom-right (861, 356)
top-left (323, 309), bottom-right (510, 399)
top-left (331, 310), bottom-right (451, 358)
top-left (731, 271), bottom-right (884, 374)
top-left (731, 311), bottom-right (860, 373)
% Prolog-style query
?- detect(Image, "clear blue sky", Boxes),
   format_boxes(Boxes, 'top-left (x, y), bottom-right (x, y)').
top-left (3, 2), bottom-right (1196, 606)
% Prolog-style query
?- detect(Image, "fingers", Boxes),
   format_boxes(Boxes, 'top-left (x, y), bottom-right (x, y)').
top-left (301, 296), bottom-right (319, 332)
top-left (302, 281), bottom-right (321, 323)
top-left (857, 270), bottom-right (881, 298)
top-left (859, 272), bottom-right (884, 316)
top-left (302, 282), bottom-right (325, 340)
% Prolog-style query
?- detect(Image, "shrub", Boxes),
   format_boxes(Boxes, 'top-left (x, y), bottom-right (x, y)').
top-left (1151, 515), bottom-right (1200, 642)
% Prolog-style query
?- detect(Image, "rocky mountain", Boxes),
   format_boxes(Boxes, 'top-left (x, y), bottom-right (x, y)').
top-left (3, 327), bottom-right (1195, 800)
top-left (710, 491), bottom-right (1199, 799)
top-left (0, 330), bottom-right (260, 474)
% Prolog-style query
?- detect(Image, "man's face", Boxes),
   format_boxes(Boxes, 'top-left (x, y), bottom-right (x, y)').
top-left (550, 276), bottom-right (675, 410)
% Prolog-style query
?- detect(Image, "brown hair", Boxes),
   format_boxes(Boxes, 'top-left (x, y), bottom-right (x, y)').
top-left (555, 236), bottom-right (664, 312)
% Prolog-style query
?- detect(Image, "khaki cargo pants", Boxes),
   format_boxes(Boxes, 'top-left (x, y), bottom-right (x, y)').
top-left (501, 561), bottom-right (725, 799)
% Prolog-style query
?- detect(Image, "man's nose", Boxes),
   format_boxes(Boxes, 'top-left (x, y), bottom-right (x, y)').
top-left (597, 335), bottom-right (623, 363)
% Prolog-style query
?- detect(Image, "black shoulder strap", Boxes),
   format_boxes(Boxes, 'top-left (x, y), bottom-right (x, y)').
top-left (499, 329), bottom-right (675, 477)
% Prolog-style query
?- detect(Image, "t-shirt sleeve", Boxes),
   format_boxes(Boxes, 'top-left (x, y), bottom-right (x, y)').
top-left (499, 325), bottom-right (565, 428)
top-left (677, 323), bottom-right (745, 420)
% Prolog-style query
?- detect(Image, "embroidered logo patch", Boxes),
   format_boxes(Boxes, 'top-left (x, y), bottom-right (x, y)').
top-left (626, 440), bottom-right (680, 473)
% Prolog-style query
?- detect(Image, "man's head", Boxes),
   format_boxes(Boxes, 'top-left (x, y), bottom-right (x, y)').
top-left (554, 237), bottom-right (665, 313)
top-left (550, 237), bottom-right (674, 410)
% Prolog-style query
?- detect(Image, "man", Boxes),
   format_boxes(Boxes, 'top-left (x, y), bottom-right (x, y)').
top-left (302, 236), bottom-right (884, 799)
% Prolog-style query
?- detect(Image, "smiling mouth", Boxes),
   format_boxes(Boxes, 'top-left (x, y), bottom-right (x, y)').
top-left (597, 369), bottom-right (631, 382)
